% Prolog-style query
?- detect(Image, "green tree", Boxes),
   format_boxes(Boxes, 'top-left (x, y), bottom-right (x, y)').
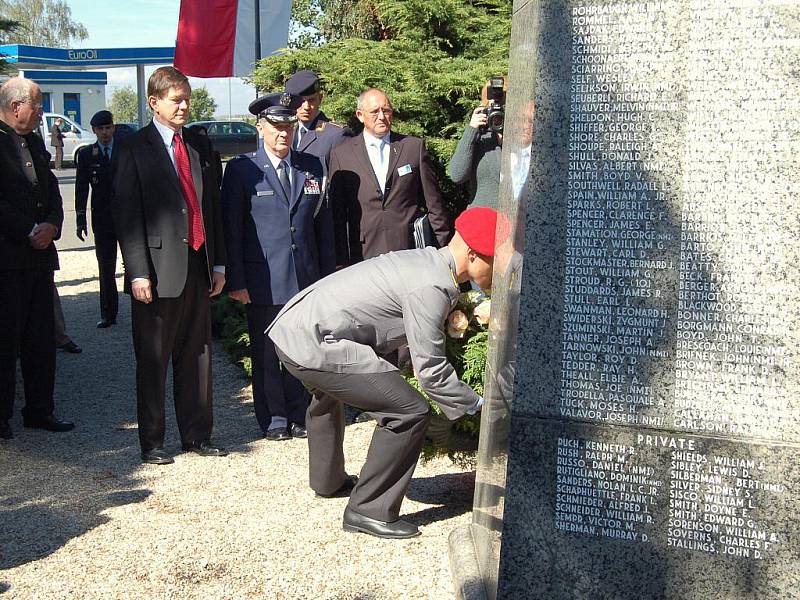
top-left (188, 87), bottom-right (217, 122)
top-left (0, 19), bottom-right (18, 73)
top-left (0, 0), bottom-right (88, 47)
top-left (264, 0), bottom-right (512, 211)
top-left (108, 86), bottom-right (138, 123)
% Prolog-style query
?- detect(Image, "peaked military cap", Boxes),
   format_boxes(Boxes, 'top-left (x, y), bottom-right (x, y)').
top-left (285, 70), bottom-right (321, 96)
top-left (249, 92), bottom-right (303, 123)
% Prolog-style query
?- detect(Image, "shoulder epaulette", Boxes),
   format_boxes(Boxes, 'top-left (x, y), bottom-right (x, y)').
top-left (316, 121), bottom-right (346, 132)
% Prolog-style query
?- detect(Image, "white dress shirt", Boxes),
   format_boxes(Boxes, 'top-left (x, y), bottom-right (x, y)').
top-left (363, 130), bottom-right (391, 193)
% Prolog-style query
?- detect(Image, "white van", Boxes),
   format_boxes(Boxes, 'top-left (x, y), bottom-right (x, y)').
top-left (38, 112), bottom-right (97, 166)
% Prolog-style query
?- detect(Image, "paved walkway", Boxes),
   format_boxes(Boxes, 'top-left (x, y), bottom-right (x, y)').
top-left (0, 236), bottom-right (474, 599)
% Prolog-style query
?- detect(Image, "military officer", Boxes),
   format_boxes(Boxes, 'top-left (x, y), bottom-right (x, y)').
top-left (221, 92), bottom-right (335, 441)
top-left (267, 207), bottom-right (504, 539)
top-left (75, 110), bottom-right (119, 328)
top-left (284, 70), bottom-right (352, 165)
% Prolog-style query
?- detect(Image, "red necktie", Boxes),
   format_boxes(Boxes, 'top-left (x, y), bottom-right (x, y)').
top-left (173, 132), bottom-right (205, 251)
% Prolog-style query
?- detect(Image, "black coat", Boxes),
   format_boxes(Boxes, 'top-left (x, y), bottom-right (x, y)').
top-left (75, 142), bottom-right (115, 234)
top-left (111, 122), bottom-right (226, 298)
top-left (0, 120), bottom-right (62, 271)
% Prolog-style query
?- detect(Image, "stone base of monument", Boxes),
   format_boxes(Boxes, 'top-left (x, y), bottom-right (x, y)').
top-left (448, 524), bottom-right (489, 600)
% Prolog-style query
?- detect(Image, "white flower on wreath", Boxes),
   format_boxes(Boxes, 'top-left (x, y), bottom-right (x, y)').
top-left (447, 309), bottom-right (470, 339)
top-left (473, 299), bottom-right (491, 326)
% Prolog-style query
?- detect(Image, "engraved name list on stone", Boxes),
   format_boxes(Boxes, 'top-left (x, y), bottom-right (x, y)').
top-left (561, 0), bottom-right (680, 428)
top-left (553, 432), bottom-right (786, 559)
top-left (671, 2), bottom-right (800, 442)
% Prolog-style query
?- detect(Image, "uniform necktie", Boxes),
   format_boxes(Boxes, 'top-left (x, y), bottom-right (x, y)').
top-left (172, 132), bottom-right (205, 251)
top-left (103, 146), bottom-right (110, 161)
top-left (294, 125), bottom-right (304, 149)
top-left (278, 160), bottom-right (291, 200)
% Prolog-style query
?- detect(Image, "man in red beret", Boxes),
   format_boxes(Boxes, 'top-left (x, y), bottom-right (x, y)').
top-left (267, 206), bottom-right (506, 539)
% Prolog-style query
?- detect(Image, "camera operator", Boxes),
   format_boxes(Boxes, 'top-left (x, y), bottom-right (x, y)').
top-left (448, 76), bottom-right (507, 209)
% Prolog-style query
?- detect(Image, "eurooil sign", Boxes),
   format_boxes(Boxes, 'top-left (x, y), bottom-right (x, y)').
top-left (67, 49), bottom-right (98, 60)
top-left (0, 44), bottom-right (175, 68)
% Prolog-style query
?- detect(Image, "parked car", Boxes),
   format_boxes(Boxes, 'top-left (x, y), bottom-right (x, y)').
top-left (38, 112), bottom-right (97, 165)
top-left (187, 120), bottom-right (258, 157)
top-left (113, 122), bottom-right (140, 140)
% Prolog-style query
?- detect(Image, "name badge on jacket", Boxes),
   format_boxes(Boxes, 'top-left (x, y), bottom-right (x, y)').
top-left (397, 164), bottom-right (412, 177)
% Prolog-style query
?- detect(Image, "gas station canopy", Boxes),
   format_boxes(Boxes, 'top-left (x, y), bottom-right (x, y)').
top-left (0, 44), bottom-right (176, 127)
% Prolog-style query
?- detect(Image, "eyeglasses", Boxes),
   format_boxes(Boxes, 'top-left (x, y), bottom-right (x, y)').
top-left (18, 100), bottom-right (43, 111)
top-left (365, 107), bottom-right (393, 118)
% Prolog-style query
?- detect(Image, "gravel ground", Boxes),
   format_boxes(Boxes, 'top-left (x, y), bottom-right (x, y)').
top-left (0, 237), bottom-right (474, 599)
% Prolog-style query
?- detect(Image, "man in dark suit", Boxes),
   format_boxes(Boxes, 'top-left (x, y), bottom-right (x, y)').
top-left (284, 70), bottom-right (351, 166)
top-left (50, 117), bottom-right (64, 169)
top-left (0, 77), bottom-right (74, 439)
top-left (76, 110), bottom-right (119, 328)
top-left (111, 67), bottom-right (227, 465)
top-left (222, 92), bottom-right (334, 441)
top-left (329, 88), bottom-right (451, 268)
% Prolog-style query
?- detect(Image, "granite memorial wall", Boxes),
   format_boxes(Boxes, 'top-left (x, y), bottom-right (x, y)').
top-left (456, 0), bottom-right (800, 598)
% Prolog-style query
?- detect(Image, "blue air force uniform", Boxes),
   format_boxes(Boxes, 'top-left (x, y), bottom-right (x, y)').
top-left (221, 91), bottom-right (334, 436)
top-left (285, 70), bottom-right (352, 164)
top-left (293, 110), bottom-right (351, 164)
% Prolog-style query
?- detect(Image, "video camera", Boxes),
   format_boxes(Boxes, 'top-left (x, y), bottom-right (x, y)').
top-left (482, 76), bottom-right (506, 133)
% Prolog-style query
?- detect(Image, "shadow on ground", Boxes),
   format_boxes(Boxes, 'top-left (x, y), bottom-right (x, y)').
top-left (0, 275), bottom-right (258, 570)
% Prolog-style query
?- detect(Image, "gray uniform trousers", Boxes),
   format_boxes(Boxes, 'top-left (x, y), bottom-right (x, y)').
top-left (278, 348), bottom-right (431, 522)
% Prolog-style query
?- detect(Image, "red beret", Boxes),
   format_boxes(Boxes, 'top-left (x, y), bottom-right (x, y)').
top-left (454, 207), bottom-right (509, 257)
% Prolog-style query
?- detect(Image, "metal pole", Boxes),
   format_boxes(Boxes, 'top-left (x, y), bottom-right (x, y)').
top-left (228, 77), bottom-right (232, 119)
top-left (136, 64), bottom-right (147, 128)
top-left (254, 0), bottom-right (261, 62)
top-left (254, 0), bottom-right (261, 98)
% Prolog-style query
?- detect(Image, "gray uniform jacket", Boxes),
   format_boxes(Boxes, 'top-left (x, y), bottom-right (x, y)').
top-left (268, 246), bottom-right (480, 420)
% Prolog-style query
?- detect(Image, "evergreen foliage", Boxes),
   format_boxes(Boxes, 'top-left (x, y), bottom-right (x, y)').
top-left (257, 0), bottom-right (512, 212)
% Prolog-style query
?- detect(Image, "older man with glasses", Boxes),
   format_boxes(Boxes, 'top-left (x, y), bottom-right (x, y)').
top-left (327, 88), bottom-right (451, 269)
top-left (0, 77), bottom-right (75, 440)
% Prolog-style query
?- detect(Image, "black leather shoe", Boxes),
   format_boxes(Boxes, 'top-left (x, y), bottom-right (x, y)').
top-left (182, 440), bottom-right (228, 456)
top-left (264, 427), bottom-right (290, 441)
top-left (23, 414), bottom-right (75, 432)
top-left (141, 448), bottom-right (174, 465)
top-left (289, 423), bottom-right (307, 438)
top-left (96, 318), bottom-right (116, 328)
top-left (58, 341), bottom-right (82, 354)
top-left (0, 420), bottom-right (12, 440)
top-left (316, 475), bottom-right (358, 498)
top-left (354, 411), bottom-right (373, 423)
top-left (342, 507), bottom-right (420, 539)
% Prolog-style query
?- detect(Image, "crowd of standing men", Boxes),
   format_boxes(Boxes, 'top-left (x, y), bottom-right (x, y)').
top-left (0, 66), bottom-right (503, 539)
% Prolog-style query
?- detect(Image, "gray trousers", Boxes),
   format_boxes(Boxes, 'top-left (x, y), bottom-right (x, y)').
top-left (277, 348), bottom-right (431, 522)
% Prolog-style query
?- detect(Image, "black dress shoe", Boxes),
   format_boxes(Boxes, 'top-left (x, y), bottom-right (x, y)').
top-left (354, 411), bottom-right (373, 423)
top-left (289, 423), bottom-right (307, 438)
top-left (316, 475), bottom-right (358, 498)
top-left (141, 448), bottom-right (174, 465)
top-left (182, 440), bottom-right (228, 456)
top-left (23, 414), bottom-right (75, 432)
top-left (264, 427), bottom-right (290, 441)
top-left (58, 341), bottom-right (82, 354)
top-left (0, 420), bottom-right (12, 440)
top-left (96, 317), bottom-right (117, 328)
top-left (342, 507), bottom-right (420, 539)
